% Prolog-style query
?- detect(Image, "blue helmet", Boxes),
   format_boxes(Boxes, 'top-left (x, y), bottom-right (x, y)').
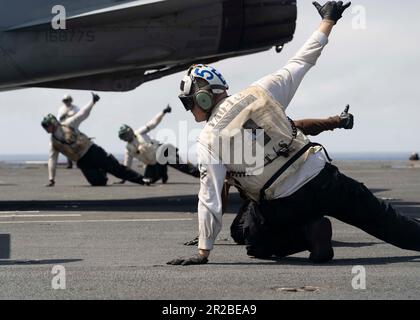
top-left (179, 64), bottom-right (229, 111)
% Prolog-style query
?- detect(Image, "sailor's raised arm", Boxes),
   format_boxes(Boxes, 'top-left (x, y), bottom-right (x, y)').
top-left (137, 105), bottom-right (171, 135)
top-left (253, 1), bottom-right (351, 110)
top-left (66, 93), bottom-right (100, 128)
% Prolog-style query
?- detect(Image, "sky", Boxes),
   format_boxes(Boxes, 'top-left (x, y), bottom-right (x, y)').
top-left (0, 0), bottom-right (419, 159)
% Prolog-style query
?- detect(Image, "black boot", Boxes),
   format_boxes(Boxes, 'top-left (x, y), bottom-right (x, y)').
top-left (66, 158), bottom-right (73, 169)
top-left (306, 217), bottom-right (334, 263)
top-left (161, 164), bottom-right (168, 184)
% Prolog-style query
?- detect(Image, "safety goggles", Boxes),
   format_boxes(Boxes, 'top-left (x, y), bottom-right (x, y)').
top-left (178, 94), bottom-right (195, 111)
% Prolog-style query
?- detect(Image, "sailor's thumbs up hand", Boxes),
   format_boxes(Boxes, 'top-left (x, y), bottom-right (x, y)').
top-left (339, 104), bottom-right (354, 129)
top-left (92, 92), bottom-right (100, 103)
top-left (313, 1), bottom-right (351, 24)
top-left (163, 104), bottom-right (172, 114)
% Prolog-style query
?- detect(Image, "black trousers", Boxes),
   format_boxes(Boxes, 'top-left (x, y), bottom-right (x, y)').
top-left (144, 162), bottom-right (199, 184)
top-left (157, 144), bottom-right (200, 179)
top-left (250, 163), bottom-right (420, 256)
top-left (66, 157), bottom-right (73, 168)
top-left (168, 163), bottom-right (200, 178)
top-left (233, 200), bottom-right (310, 258)
top-left (144, 163), bottom-right (168, 183)
top-left (77, 144), bottom-right (144, 186)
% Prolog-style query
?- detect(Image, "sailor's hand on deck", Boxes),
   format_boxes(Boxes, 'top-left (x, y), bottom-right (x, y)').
top-left (167, 254), bottom-right (208, 266)
top-left (184, 236), bottom-right (199, 246)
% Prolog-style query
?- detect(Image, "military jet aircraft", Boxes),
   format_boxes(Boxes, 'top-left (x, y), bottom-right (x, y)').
top-left (0, 0), bottom-right (296, 92)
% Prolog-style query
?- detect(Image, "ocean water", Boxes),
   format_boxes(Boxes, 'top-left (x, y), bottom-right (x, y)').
top-left (0, 152), bottom-right (415, 164)
top-left (329, 152), bottom-right (414, 161)
top-left (0, 154), bottom-right (124, 164)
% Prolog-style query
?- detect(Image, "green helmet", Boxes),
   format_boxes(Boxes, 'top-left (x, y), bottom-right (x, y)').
top-left (118, 124), bottom-right (134, 141)
top-left (41, 114), bottom-right (59, 129)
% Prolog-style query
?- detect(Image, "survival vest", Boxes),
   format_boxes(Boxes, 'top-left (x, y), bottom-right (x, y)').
top-left (198, 86), bottom-right (322, 202)
top-left (51, 125), bottom-right (93, 162)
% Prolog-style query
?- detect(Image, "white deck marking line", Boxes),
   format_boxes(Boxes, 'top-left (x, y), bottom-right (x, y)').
top-left (0, 218), bottom-right (193, 224)
top-left (0, 214), bottom-right (82, 218)
top-left (0, 211), bottom-right (41, 214)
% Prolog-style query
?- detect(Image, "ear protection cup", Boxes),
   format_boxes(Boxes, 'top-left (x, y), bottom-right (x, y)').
top-left (195, 89), bottom-right (214, 111)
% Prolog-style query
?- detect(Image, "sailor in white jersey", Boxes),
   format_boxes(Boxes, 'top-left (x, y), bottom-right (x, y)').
top-left (168, 1), bottom-right (420, 266)
top-left (118, 105), bottom-right (199, 184)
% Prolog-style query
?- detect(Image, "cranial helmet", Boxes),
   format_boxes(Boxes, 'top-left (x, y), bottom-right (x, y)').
top-left (118, 124), bottom-right (134, 141)
top-left (179, 64), bottom-right (229, 112)
top-left (41, 114), bottom-right (59, 129)
top-left (62, 94), bottom-right (73, 103)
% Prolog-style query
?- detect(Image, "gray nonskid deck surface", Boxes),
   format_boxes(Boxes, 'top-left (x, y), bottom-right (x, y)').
top-left (0, 161), bottom-right (419, 299)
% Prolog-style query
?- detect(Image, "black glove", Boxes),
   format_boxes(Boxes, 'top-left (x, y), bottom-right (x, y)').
top-left (163, 104), bottom-right (172, 114)
top-left (184, 236), bottom-right (199, 246)
top-left (339, 105), bottom-right (354, 129)
top-left (46, 179), bottom-right (55, 187)
top-left (167, 254), bottom-right (208, 266)
top-left (92, 92), bottom-right (100, 103)
top-left (313, 1), bottom-right (351, 24)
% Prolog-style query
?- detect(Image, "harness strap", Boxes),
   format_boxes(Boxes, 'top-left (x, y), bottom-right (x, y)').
top-left (311, 142), bottom-right (333, 162)
top-left (259, 143), bottom-right (313, 201)
top-left (259, 142), bottom-right (332, 201)
top-left (52, 126), bottom-right (77, 146)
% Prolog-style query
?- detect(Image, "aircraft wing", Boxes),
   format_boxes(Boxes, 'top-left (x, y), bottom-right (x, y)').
top-left (6, 0), bottom-right (220, 31)
top-left (0, 0), bottom-right (297, 91)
